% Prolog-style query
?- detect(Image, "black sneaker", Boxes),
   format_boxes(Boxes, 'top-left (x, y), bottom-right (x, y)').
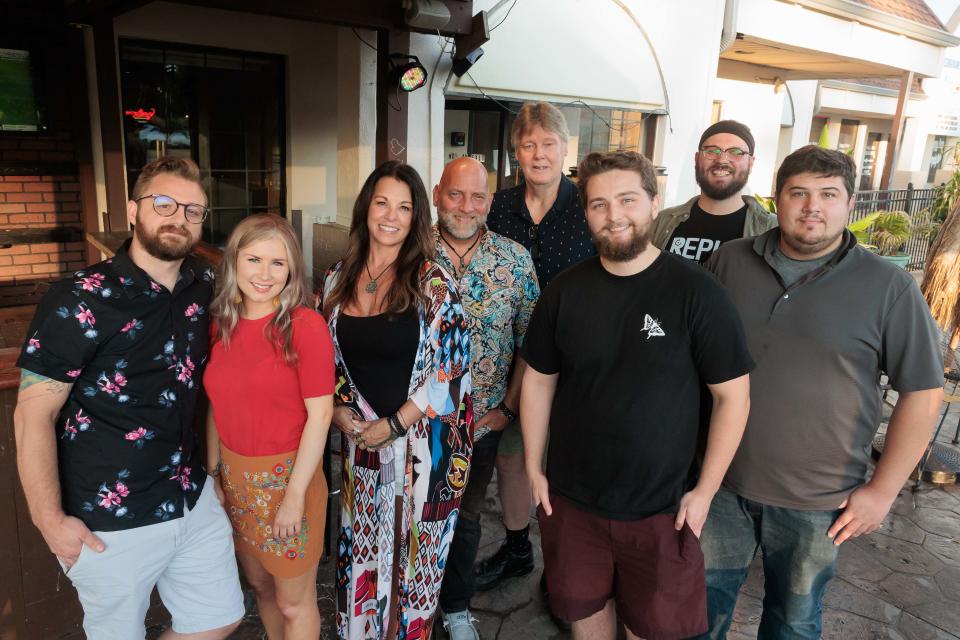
top-left (474, 540), bottom-right (534, 591)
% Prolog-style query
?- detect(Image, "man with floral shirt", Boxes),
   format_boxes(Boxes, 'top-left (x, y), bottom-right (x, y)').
top-left (14, 157), bottom-right (244, 639)
top-left (433, 157), bottom-right (540, 640)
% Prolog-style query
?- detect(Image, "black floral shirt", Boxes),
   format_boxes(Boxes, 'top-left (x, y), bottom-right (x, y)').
top-left (17, 240), bottom-right (215, 532)
top-left (487, 175), bottom-right (596, 287)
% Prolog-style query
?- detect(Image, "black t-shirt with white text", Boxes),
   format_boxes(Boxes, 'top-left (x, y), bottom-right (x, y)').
top-left (523, 254), bottom-right (754, 519)
top-left (667, 202), bottom-right (747, 264)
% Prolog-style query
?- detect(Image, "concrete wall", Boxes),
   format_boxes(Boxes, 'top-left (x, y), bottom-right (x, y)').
top-left (115, 2), bottom-right (342, 274)
top-left (709, 78), bottom-right (787, 197)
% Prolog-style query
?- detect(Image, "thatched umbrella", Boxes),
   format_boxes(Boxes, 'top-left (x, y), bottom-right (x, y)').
top-left (921, 198), bottom-right (960, 369)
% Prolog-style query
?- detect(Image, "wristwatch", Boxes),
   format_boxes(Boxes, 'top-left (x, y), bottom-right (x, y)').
top-left (497, 402), bottom-right (517, 422)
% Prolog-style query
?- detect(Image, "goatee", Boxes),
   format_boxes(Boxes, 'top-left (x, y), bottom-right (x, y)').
top-left (695, 163), bottom-right (749, 200)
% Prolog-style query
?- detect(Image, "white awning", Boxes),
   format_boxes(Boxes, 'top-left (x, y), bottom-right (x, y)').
top-left (445, 0), bottom-right (667, 112)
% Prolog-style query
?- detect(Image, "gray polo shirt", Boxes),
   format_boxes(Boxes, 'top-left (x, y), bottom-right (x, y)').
top-left (707, 229), bottom-right (943, 510)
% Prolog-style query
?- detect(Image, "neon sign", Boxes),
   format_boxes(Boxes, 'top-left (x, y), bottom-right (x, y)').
top-left (124, 107), bottom-right (156, 122)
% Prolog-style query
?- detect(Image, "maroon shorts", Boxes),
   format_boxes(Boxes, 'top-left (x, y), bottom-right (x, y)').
top-left (538, 494), bottom-right (707, 639)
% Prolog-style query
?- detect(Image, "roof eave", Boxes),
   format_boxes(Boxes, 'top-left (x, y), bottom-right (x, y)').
top-left (792, 0), bottom-right (960, 47)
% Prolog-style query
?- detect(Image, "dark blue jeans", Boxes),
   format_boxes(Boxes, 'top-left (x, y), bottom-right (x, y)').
top-left (696, 487), bottom-right (841, 640)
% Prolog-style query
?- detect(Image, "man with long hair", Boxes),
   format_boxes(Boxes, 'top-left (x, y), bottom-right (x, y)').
top-left (14, 157), bottom-right (244, 639)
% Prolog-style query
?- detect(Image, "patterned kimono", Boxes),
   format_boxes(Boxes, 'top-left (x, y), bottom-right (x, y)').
top-left (323, 260), bottom-right (473, 640)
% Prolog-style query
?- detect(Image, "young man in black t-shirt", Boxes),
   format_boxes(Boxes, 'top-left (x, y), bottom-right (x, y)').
top-left (652, 120), bottom-right (777, 264)
top-left (521, 150), bottom-right (753, 639)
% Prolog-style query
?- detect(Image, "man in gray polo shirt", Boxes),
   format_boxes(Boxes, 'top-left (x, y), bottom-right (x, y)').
top-left (697, 145), bottom-right (943, 640)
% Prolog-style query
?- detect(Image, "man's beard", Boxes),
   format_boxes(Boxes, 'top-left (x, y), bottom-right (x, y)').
top-left (592, 223), bottom-right (651, 262)
top-left (134, 220), bottom-right (196, 261)
top-left (438, 210), bottom-right (485, 241)
top-left (695, 163), bottom-right (749, 200)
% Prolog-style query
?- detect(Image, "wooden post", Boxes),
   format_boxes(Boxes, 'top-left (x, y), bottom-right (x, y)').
top-left (376, 30), bottom-right (410, 165)
top-left (92, 18), bottom-right (129, 232)
top-left (879, 71), bottom-right (913, 191)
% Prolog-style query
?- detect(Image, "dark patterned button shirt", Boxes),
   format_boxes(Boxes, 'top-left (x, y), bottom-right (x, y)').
top-left (17, 240), bottom-right (214, 532)
top-left (487, 175), bottom-right (596, 287)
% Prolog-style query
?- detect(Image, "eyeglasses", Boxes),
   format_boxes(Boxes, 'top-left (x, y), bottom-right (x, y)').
top-left (135, 194), bottom-right (209, 223)
top-left (700, 146), bottom-right (751, 159)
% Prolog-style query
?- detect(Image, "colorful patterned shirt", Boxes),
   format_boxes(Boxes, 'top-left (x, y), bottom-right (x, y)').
top-left (434, 226), bottom-right (539, 440)
top-left (17, 241), bottom-right (214, 532)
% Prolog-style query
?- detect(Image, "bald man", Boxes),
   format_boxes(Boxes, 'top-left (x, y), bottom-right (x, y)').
top-left (432, 158), bottom-right (540, 640)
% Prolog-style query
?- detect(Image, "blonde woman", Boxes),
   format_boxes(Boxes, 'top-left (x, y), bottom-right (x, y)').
top-left (204, 214), bottom-right (335, 639)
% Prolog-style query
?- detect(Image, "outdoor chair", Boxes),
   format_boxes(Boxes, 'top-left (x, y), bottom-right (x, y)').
top-left (872, 369), bottom-right (960, 502)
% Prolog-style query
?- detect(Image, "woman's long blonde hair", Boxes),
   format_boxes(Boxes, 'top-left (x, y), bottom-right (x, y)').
top-left (211, 214), bottom-right (309, 364)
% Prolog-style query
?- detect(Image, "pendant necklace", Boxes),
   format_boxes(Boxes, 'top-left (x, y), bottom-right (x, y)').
top-left (440, 230), bottom-right (483, 276)
top-left (365, 259), bottom-right (396, 294)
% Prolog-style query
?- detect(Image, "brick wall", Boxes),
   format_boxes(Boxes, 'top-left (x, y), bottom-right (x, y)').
top-left (0, 137), bottom-right (87, 306)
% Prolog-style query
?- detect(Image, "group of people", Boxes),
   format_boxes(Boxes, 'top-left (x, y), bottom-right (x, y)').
top-left (12, 101), bottom-right (945, 640)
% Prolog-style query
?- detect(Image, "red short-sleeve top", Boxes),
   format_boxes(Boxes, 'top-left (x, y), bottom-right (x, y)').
top-left (204, 306), bottom-right (335, 456)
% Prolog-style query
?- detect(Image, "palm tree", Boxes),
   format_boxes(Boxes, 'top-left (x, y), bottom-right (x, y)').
top-left (921, 197), bottom-right (960, 370)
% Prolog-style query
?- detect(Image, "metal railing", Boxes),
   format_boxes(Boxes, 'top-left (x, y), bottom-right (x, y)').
top-left (851, 183), bottom-right (939, 270)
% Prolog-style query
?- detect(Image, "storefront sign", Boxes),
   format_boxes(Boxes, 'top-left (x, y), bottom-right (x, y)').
top-left (124, 107), bottom-right (156, 122)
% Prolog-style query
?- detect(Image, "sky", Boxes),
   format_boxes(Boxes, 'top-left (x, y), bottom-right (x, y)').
top-left (926, 0), bottom-right (960, 26)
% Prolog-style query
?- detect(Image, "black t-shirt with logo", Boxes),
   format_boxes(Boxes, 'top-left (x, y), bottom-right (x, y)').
top-left (667, 202), bottom-right (747, 264)
top-left (523, 254), bottom-right (754, 519)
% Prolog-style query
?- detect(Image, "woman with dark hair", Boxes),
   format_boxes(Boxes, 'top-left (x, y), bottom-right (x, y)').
top-left (320, 161), bottom-right (472, 639)
top-left (205, 214), bottom-right (335, 639)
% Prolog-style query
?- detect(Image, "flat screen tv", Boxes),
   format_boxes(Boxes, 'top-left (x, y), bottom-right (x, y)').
top-left (0, 47), bottom-right (48, 133)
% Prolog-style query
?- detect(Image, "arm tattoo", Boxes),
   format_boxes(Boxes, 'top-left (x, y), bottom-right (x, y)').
top-left (19, 370), bottom-right (67, 394)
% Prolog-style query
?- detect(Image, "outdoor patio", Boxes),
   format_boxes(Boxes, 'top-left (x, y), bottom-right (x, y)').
top-left (212, 385), bottom-right (960, 640)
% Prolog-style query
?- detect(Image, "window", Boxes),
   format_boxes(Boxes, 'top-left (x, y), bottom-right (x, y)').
top-left (928, 135), bottom-right (948, 184)
top-left (119, 40), bottom-right (285, 245)
top-left (575, 107), bottom-right (652, 164)
top-left (838, 119), bottom-right (860, 154)
top-left (444, 98), bottom-right (658, 188)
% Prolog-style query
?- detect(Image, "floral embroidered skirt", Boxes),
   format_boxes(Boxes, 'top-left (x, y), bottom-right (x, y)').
top-left (220, 444), bottom-right (328, 579)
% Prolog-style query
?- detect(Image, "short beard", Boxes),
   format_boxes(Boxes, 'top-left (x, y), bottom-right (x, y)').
top-left (592, 225), bottom-right (650, 262)
top-left (695, 163), bottom-right (749, 200)
top-left (438, 210), bottom-right (484, 241)
top-left (134, 220), bottom-right (195, 261)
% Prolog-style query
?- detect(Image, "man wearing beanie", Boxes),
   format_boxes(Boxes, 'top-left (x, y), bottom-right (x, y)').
top-left (652, 120), bottom-right (776, 264)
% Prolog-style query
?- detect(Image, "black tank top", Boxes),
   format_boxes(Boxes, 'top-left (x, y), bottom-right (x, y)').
top-left (337, 309), bottom-right (419, 418)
